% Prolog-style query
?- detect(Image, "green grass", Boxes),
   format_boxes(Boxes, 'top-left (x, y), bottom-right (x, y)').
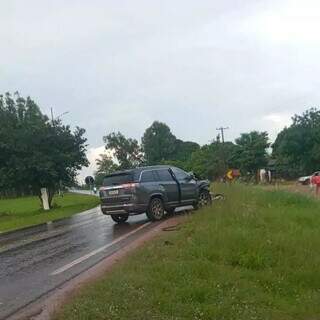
top-left (55, 184), bottom-right (320, 320)
top-left (0, 193), bottom-right (100, 233)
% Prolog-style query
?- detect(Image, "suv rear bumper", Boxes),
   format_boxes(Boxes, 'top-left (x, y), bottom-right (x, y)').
top-left (100, 203), bottom-right (147, 215)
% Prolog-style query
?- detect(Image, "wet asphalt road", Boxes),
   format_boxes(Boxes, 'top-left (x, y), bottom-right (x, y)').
top-left (0, 204), bottom-right (154, 319)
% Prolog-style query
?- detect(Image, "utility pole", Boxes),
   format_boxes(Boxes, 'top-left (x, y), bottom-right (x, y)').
top-left (51, 107), bottom-right (54, 124)
top-left (216, 127), bottom-right (229, 143)
top-left (216, 126), bottom-right (229, 179)
top-left (50, 108), bottom-right (69, 124)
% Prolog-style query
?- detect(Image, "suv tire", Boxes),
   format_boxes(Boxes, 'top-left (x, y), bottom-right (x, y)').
top-left (194, 190), bottom-right (212, 209)
top-left (110, 214), bottom-right (129, 223)
top-left (147, 197), bottom-right (165, 221)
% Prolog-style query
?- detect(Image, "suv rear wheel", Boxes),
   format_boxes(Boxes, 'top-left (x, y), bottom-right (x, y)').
top-left (147, 197), bottom-right (165, 221)
top-left (110, 214), bottom-right (129, 223)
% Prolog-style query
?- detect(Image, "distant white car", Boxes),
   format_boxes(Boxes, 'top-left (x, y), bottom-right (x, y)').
top-left (298, 175), bottom-right (311, 185)
top-left (298, 171), bottom-right (320, 185)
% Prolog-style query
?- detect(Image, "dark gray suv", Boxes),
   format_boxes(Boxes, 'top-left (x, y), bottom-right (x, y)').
top-left (99, 165), bottom-right (211, 223)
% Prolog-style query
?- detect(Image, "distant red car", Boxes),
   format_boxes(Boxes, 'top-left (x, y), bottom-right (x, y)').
top-left (311, 172), bottom-right (320, 186)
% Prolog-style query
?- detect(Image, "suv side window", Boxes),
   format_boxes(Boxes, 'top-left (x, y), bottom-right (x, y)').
top-left (140, 170), bottom-right (156, 182)
top-left (171, 167), bottom-right (189, 181)
top-left (155, 169), bottom-right (174, 181)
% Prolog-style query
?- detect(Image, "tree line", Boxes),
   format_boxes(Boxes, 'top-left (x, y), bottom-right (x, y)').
top-left (94, 121), bottom-right (270, 184)
top-left (95, 109), bottom-right (320, 184)
top-left (2, 92), bottom-right (320, 202)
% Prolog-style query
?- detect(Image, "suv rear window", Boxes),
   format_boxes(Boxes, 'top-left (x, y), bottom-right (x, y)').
top-left (140, 170), bottom-right (156, 182)
top-left (103, 173), bottom-right (134, 186)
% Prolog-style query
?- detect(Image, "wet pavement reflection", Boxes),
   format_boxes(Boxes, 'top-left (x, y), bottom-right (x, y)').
top-left (0, 206), bottom-right (150, 319)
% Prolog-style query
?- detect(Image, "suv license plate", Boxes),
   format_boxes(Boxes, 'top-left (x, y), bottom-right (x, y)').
top-left (108, 190), bottom-right (119, 195)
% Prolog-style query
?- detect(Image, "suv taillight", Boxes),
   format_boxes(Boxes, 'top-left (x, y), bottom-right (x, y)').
top-left (122, 183), bottom-right (138, 191)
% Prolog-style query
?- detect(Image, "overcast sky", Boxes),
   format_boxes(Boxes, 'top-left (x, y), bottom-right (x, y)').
top-left (2, 0), bottom-right (320, 181)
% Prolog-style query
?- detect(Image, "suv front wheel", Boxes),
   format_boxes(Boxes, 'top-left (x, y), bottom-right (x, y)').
top-left (147, 197), bottom-right (165, 221)
top-left (201, 190), bottom-right (212, 206)
top-left (194, 190), bottom-right (212, 209)
top-left (110, 214), bottom-right (129, 223)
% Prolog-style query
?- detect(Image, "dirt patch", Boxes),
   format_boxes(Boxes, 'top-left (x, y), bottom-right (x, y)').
top-left (269, 183), bottom-right (319, 198)
top-left (8, 215), bottom-right (188, 320)
top-left (263, 183), bottom-right (320, 199)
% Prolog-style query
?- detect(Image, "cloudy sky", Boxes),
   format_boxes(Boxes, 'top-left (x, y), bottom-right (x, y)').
top-left (2, 0), bottom-right (320, 181)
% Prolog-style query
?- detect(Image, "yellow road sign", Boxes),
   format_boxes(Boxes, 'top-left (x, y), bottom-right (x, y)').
top-left (226, 170), bottom-right (233, 180)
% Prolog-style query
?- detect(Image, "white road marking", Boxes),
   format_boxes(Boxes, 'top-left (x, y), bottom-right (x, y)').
top-left (50, 222), bottom-right (152, 276)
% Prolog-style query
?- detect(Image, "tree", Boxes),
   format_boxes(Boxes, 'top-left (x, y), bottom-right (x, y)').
top-left (233, 131), bottom-right (269, 178)
top-left (96, 154), bottom-right (118, 174)
top-left (142, 121), bottom-right (177, 164)
top-left (32, 123), bottom-right (88, 207)
top-left (0, 92), bottom-right (88, 207)
top-left (161, 140), bottom-right (200, 172)
top-left (103, 132), bottom-right (143, 170)
top-left (94, 154), bottom-right (118, 186)
top-left (174, 140), bottom-right (200, 163)
top-left (189, 141), bottom-right (238, 180)
top-left (273, 108), bottom-right (320, 178)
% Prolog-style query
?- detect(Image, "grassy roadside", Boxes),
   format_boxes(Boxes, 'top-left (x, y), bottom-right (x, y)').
top-left (55, 184), bottom-right (320, 320)
top-left (0, 193), bottom-right (100, 233)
